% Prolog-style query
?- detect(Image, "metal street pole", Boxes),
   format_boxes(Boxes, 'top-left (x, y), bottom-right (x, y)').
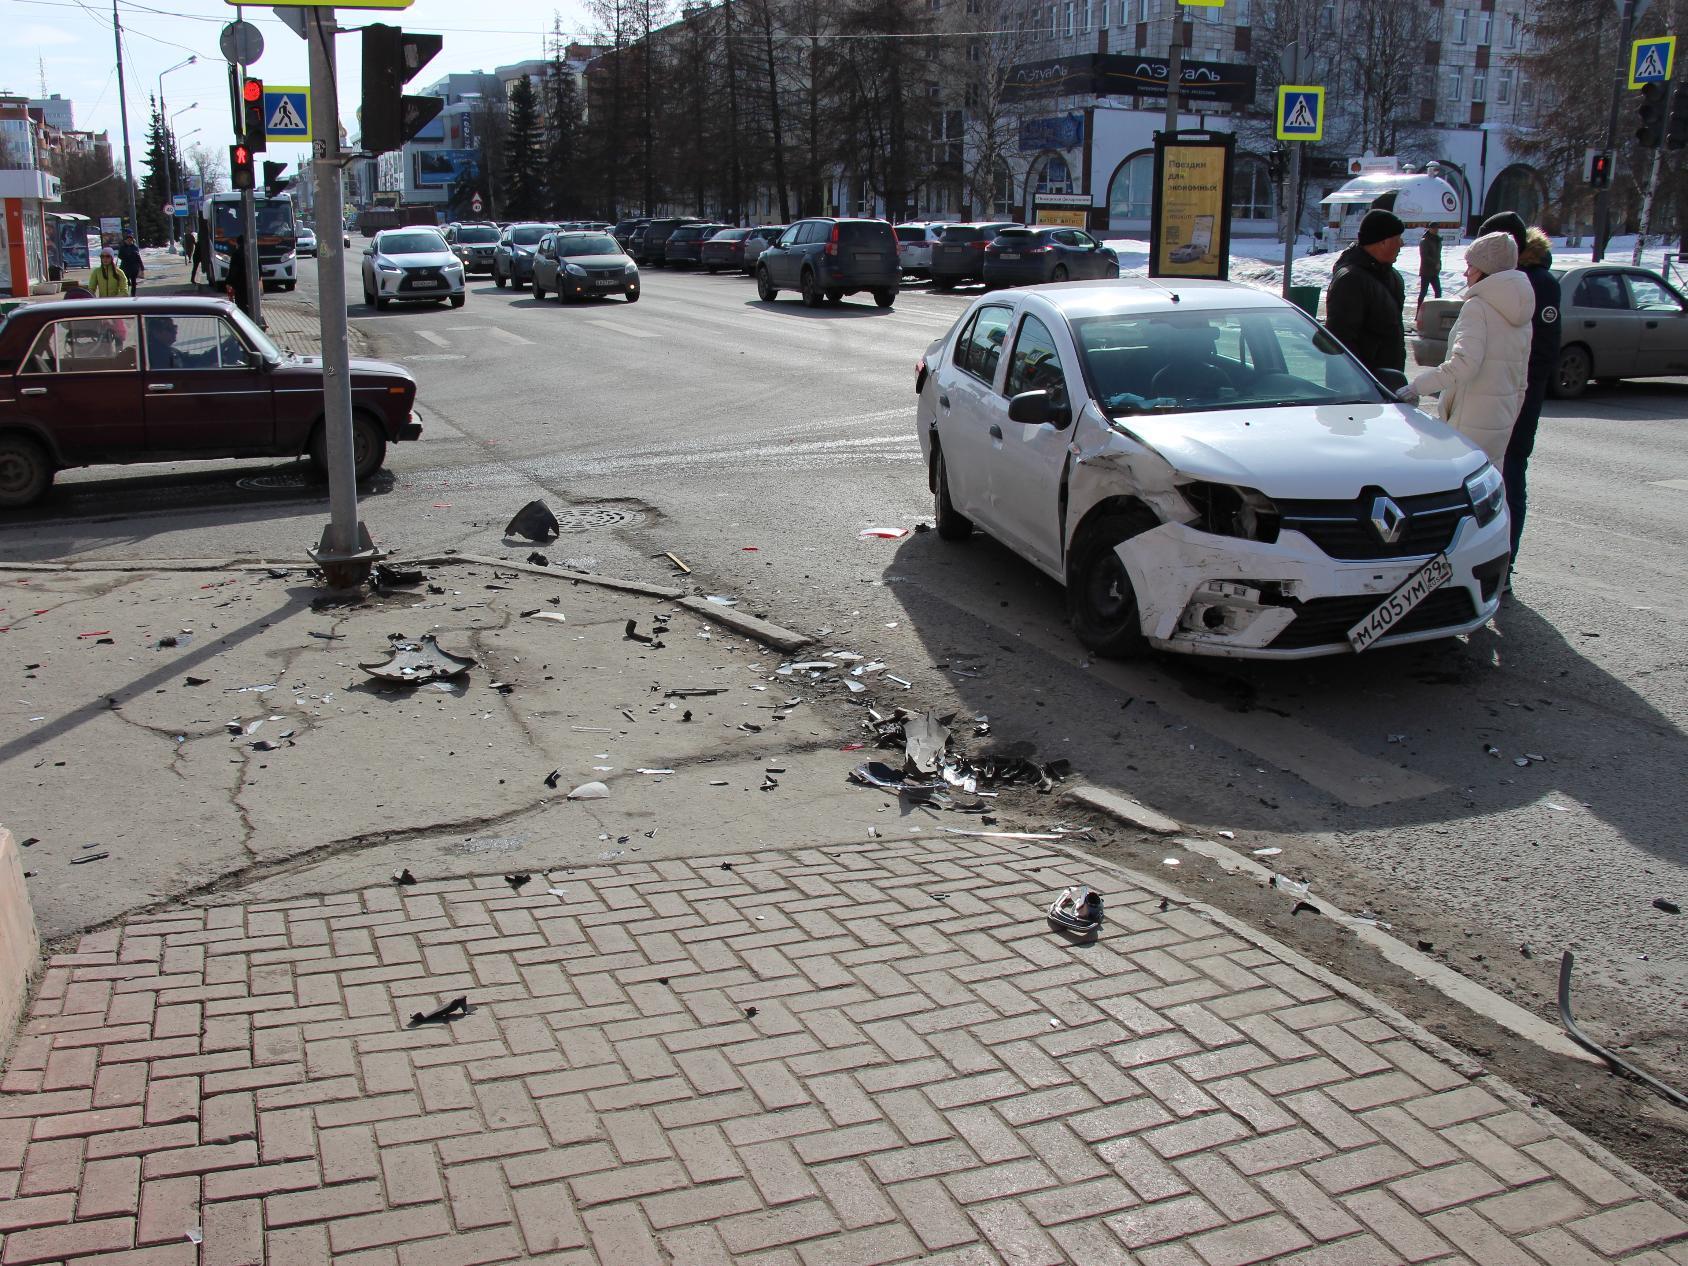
top-left (1593, 0), bottom-right (1637, 261)
top-left (112, 0), bottom-right (140, 240)
top-left (305, 6), bottom-right (378, 591)
top-left (1280, 39), bottom-right (1301, 300)
top-left (158, 59), bottom-right (196, 251)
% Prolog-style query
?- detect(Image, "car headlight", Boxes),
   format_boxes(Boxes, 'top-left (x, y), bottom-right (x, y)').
top-left (1180, 481), bottom-right (1280, 543)
top-left (1464, 463), bottom-right (1505, 527)
top-left (625, 263), bottom-right (639, 277)
top-left (565, 263), bottom-right (588, 277)
top-left (377, 261), bottom-right (401, 272)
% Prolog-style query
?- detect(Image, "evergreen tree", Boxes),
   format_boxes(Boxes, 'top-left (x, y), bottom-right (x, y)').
top-left (137, 96), bottom-right (188, 246)
top-left (502, 76), bottom-right (544, 220)
top-left (545, 54), bottom-right (586, 218)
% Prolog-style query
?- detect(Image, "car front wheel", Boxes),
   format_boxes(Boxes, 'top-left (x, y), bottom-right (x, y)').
top-left (1551, 343), bottom-right (1591, 399)
top-left (1067, 516), bottom-right (1149, 658)
top-left (932, 446), bottom-right (972, 541)
top-left (756, 267), bottom-right (777, 302)
top-left (449, 293), bottom-right (465, 308)
top-left (494, 269), bottom-right (507, 288)
top-left (533, 276), bottom-right (546, 300)
top-left (309, 413), bottom-right (387, 481)
top-left (0, 434), bottom-right (53, 508)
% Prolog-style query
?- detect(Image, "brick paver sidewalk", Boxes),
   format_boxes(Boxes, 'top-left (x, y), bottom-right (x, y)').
top-left (3, 838), bottom-right (1684, 1265)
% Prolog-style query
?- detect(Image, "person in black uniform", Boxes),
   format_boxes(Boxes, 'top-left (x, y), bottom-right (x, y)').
top-left (1325, 209), bottom-right (1407, 379)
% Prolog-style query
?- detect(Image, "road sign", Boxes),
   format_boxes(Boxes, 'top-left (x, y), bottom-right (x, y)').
top-left (470, 192), bottom-right (484, 214)
top-left (263, 86), bottom-right (311, 141)
top-left (230, 0), bottom-right (413, 8)
top-left (219, 19), bottom-right (263, 65)
top-left (1629, 35), bottom-right (1676, 88)
top-left (172, 194), bottom-right (189, 217)
top-left (1275, 84), bottom-right (1324, 141)
top-left (1178, 0), bottom-right (1224, 6)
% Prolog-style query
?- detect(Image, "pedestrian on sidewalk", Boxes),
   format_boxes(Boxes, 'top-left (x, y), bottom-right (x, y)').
top-left (1478, 210), bottom-right (1561, 568)
top-left (1407, 232), bottom-right (1535, 464)
top-left (1325, 208), bottom-right (1407, 380)
top-left (226, 237), bottom-right (252, 317)
top-left (88, 247), bottom-right (131, 297)
top-left (117, 233), bottom-right (144, 294)
top-left (183, 227), bottom-right (200, 285)
top-left (1417, 226), bottom-right (1443, 304)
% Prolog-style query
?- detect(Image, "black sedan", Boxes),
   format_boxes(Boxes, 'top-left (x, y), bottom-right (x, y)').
top-left (664, 223), bottom-right (729, 268)
top-left (492, 223), bottom-right (558, 289)
top-left (530, 232), bottom-right (640, 303)
top-left (982, 226), bottom-right (1120, 287)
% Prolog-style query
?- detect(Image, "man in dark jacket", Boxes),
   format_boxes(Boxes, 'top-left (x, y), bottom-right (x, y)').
top-left (226, 236), bottom-right (253, 317)
top-left (1325, 208), bottom-right (1407, 379)
top-left (1417, 227), bottom-right (1443, 304)
top-left (1478, 210), bottom-right (1560, 567)
top-left (117, 233), bottom-right (145, 294)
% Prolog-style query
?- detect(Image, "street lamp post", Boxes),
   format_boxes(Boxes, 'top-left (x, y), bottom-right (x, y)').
top-left (163, 105), bottom-right (197, 251)
top-left (158, 56), bottom-right (197, 249)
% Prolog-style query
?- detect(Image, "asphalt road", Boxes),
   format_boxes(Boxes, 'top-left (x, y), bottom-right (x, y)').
top-left (6, 248), bottom-right (1685, 1081)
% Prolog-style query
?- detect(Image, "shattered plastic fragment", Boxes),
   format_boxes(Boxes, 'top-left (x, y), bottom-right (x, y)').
top-left (505, 499), bottom-right (561, 542)
top-left (394, 869), bottom-right (417, 886)
top-left (567, 781), bottom-right (611, 800)
top-left (526, 611), bottom-right (567, 625)
top-left (845, 679), bottom-right (866, 693)
top-left (505, 873), bottom-right (531, 891)
top-left (858, 527), bottom-right (911, 540)
top-left (186, 1228), bottom-right (203, 1245)
top-left (1252, 847), bottom-right (1282, 857)
top-left (902, 708), bottom-right (950, 776)
top-left (705, 595), bottom-right (739, 606)
top-left (360, 636), bottom-right (475, 685)
top-left (636, 768), bottom-right (675, 775)
top-left (1655, 898), bottom-right (1681, 915)
top-left (547, 887), bottom-right (567, 898)
top-left (408, 997), bottom-right (470, 1027)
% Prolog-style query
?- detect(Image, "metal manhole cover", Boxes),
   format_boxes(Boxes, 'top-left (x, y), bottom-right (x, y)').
top-left (551, 505), bottom-right (644, 533)
top-left (236, 472), bottom-right (315, 492)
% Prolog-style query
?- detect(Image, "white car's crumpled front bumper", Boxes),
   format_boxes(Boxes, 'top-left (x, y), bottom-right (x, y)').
top-left (1117, 511), bottom-right (1510, 659)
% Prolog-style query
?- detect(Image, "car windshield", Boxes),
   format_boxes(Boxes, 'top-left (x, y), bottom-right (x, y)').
top-left (942, 225), bottom-right (994, 243)
top-left (712, 229), bottom-right (751, 240)
top-left (382, 232), bottom-right (447, 255)
top-left (1070, 308), bottom-right (1388, 415)
top-left (558, 234), bottom-right (621, 256)
top-left (213, 201), bottom-right (296, 238)
top-left (227, 306), bottom-right (283, 362)
top-left (457, 227), bottom-right (498, 243)
top-left (895, 226), bottom-right (927, 242)
top-left (510, 226), bottom-right (550, 245)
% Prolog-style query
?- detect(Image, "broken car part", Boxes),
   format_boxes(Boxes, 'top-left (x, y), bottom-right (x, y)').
top-left (1048, 886), bottom-right (1104, 940)
top-left (1558, 951), bottom-right (1688, 1110)
top-left (360, 636), bottom-right (475, 685)
top-left (505, 500), bottom-right (561, 542)
top-left (408, 997), bottom-right (471, 1028)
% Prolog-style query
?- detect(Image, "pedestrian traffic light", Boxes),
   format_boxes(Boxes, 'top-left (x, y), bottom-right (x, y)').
top-left (230, 143), bottom-right (254, 191)
top-left (361, 24), bottom-right (444, 154)
top-left (1667, 83), bottom-right (1688, 149)
top-left (242, 76), bottom-right (267, 153)
top-left (1635, 82), bottom-right (1666, 147)
top-left (1587, 149), bottom-right (1613, 188)
top-left (262, 161), bottom-right (289, 198)
top-left (1267, 145), bottom-right (1287, 183)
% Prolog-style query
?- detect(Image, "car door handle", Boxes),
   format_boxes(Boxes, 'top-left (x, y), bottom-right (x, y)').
top-left (938, 394), bottom-right (950, 409)
top-left (20, 386), bottom-right (46, 396)
top-left (1584, 320), bottom-right (1598, 328)
top-left (989, 424), bottom-right (1003, 440)
top-left (1646, 320), bottom-right (1660, 328)
top-left (148, 383), bottom-right (175, 392)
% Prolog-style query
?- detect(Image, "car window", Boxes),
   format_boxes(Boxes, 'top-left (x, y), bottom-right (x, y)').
top-left (1573, 272), bottom-right (1626, 309)
top-left (1004, 315), bottom-right (1069, 410)
top-left (895, 226), bottom-right (927, 242)
top-left (1624, 274), bottom-right (1683, 311)
top-left (382, 231), bottom-right (447, 255)
top-left (805, 222), bottom-right (834, 245)
top-left (22, 317), bottom-right (140, 375)
top-left (839, 222), bottom-right (894, 246)
top-left (510, 226), bottom-right (550, 246)
top-left (557, 234), bottom-right (621, 257)
top-left (942, 225), bottom-right (989, 244)
top-left (457, 226), bottom-right (498, 243)
top-left (955, 304), bottom-right (1014, 386)
top-left (1070, 231), bottom-right (1096, 248)
top-left (145, 316), bottom-right (247, 371)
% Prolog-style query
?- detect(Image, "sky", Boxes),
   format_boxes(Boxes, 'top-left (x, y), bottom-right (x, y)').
top-left (4, 0), bottom-right (595, 178)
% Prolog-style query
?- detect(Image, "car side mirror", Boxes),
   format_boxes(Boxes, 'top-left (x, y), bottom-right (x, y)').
top-left (1007, 389), bottom-right (1053, 425)
top-left (1374, 367), bottom-right (1409, 392)
top-left (362, 247), bottom-right (373, 256)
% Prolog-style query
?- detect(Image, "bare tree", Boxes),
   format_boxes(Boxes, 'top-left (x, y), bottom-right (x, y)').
top-left (950, 0), bottom-right (1040, 218)
top-left (186, 142), bottom-right (226, 194)
top-left (1345, 0), bottom-right (1433, 156)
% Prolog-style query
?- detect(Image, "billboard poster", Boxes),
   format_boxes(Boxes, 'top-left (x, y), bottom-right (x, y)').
top-left (414, 149), bottom-right (480, 189)
top-left (1149, 132), bottom-right (1235, 280)
top-left (58, 219), bottom-right (91, 269)
top-left (1098, 55), bottom-right (1258, 106)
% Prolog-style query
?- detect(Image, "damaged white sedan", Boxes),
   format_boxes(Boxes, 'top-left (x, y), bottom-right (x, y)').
top-left (915, 279), bottom-right (1511, 659)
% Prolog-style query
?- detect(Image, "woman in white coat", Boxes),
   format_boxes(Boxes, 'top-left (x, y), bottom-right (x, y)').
top-left (1408, 232), bottom-right (1535, 463)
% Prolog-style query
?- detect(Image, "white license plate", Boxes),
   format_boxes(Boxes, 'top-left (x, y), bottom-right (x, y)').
top-left (410, 280), bottom-right (441, 288)
top-left (595, 278), bottom-right (619, 287)
top-left (1000, 252), bottom-right (1020, 260)
top-left (854, 252), bottom-right (880, 261)
top-left (1347, 553), bottom-right (1455, 653)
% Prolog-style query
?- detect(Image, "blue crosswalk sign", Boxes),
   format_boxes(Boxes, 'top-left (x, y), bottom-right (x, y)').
top-left (1629, 36), bottom-right (1675, 89)
top-left (1275, 85), bottom-right (1324, 142)
top-left (262, 87), bottom-right (311, 141)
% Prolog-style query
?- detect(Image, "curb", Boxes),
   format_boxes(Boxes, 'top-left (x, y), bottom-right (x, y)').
top-left (1061, 783), bottom-right (1604, 1068)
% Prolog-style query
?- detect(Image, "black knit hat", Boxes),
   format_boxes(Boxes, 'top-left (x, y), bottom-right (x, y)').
top-left (1357, 209), bottom-right (1405, 246)
top-left (1477, 211), bottom-right (1528, 250)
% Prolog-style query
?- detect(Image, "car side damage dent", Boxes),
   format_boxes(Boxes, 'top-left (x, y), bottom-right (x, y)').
top-left (1061, 405), bottom-right (1189, 560)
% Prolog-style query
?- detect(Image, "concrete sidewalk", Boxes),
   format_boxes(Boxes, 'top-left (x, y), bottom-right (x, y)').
top-left (2, 560), bottom-right (1686, 1264)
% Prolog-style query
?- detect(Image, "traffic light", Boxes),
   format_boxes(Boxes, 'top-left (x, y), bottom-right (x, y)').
top-left (1267, 146), bottom-right (1287, 183)
top-left (1587, 149), bottom-right (1612, 188)
top-left (361, 24), bottom-right (444, 154)
top-left (262, 161), bottom-right (289, 198)
top-left (242, 76), bottom-right (267, 153)
top-left (230, 143), bottom-right (254, 191)
top-left (1635, 82), bottom-right (1666, 147)
top-left (1667, 83), bottom-right (1688, 149)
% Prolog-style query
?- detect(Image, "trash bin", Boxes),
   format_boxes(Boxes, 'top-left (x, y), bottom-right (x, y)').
top-left (1289, 285), bottom-right (1321, 319)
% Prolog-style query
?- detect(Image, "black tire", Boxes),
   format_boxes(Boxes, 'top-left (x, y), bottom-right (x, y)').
top-left (449, 294), bottom-right (465, 309)
top-left (1052, 264), bottom-right (1069, 283)
top-left (756, 266), bottom-right (777, 302)
top-left (800, 268), bottom-right (823, 308)
top-left (932, 447), bottom-right (972, 542)
top-left (361, 283), bottom-right (374, 306)
top-left (0, 434), bottom-right (53, 508)
top-left (1067, 516), bottom-right (1149, 658)
top-left (706, 265), bottom-right (720, 274)
top-left (1551, 344), bottom-right (1591, 399)
top-left (1596, 376), bottom-right (1622, 388)
top-left (494, 270), bottom-right (507, 288)
top-left (533, 277), bottom-right (545, 300)
top-left (374, 294), bottom-right (390, 311)
top-left (825, 291), bottom-right (844, 306)
top-left (932, 278), bottom-right (954, 292)
top-left (873, 289), bottom-right (895, 309)
top-left (625, 288), bottom-right (640, 303)
top-left (309, 413), bottom-right (387, 481)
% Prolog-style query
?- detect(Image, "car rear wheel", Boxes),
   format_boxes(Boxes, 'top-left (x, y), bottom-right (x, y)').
top-left (932, 278), bottom-right (954, 292)
top-left (532, 276), bottom-right (545, 300)
top-left (309, 413), bottom-right (387, 482)
top-left (1052, 264), bottom-right (1069, 282)
top-left (706, 265), bottom-right (719, 274)
top-left (1067, 516), bottom-right (1149, 658)
top-left (932, 447), bottom-right (972, 542)
top-left (873, 289), bottom-right (895, 309)
top-left (800, 269), bottom-right (823, 308)
top-left (756, 266), bottom-right (777, 302)
top-left (1551, 343), bottom-right (1591, 399)
top-left (449, 294), bottom-right (465, 308)
top-left (494, 270), bottom-right (507, 288)
top-left (0, 434), bottom-right (53, 508)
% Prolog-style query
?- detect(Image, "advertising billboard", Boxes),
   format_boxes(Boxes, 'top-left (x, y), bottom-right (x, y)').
top-left (414, 149), bottom-right (479, 188)
top-left (1149, 132), bottom-right (1235, 280)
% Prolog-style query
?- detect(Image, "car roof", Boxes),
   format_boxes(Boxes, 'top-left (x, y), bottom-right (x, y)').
top-left (17, 296), bottom-right (246, 321)
top-left (1005, 278), bottom-right (1293, 321)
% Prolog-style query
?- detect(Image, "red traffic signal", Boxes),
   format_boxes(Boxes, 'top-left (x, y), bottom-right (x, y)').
top-left (242, 77), bottom-right (267, 153)
top-left (1588, 151), bottom-right (1612, 188)
top-left (230, 142), bottom-right (254, 190)
top-left (242, 77), bottom-right (263, 103)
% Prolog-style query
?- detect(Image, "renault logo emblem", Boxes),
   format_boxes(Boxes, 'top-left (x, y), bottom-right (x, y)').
top-left (1369, 496), bottom-right (1407, 544)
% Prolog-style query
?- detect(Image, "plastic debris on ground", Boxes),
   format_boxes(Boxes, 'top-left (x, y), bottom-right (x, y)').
top-left (505, 499), bottom-right (561, 542)
top-left (1048, 886), bottom-right (1103, 941)
top-left (408, 996), bottom-right (470, 1027)
top-left (567, 781), bottom-right (610, 800)
top-left (705, 595), bottom-right (738, 606)
top-left (360, 635), bottom-right (475, 685)
top-left (846, 707), bottom-right (1071, 807)
top-left (525, 610), bottom-right (567, 625)
top-left (859, 527), bottom-right (911, 540)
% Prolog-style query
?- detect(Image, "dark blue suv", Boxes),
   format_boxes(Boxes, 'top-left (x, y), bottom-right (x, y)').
top-left (755, 218), bottom-right (901, 308)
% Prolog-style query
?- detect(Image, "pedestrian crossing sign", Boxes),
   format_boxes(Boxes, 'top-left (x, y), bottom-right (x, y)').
top-left (1629, 36), bottom-right (1675, 89)
top-left (1275, 84), bottom-right (1324, 141)
top-left (262, 86), bottom-right (311, 142)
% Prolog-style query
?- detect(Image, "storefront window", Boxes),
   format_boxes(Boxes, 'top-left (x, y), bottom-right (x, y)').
top-left (1106, 151), bottom-right (1154, 227)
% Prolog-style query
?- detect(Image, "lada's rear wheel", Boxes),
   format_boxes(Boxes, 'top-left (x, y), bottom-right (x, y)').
top-left (1067, 516), bottom-right (1148, 658)
top-left (0, 435), bottom-right (53, 508)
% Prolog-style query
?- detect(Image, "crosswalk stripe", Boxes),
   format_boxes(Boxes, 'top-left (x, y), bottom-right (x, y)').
top-left (415, 331), bottom-right (450, 347)
top-left (485, 327), bottom-right (534, 346)
top-left (589, 319), bottom-right (656, 339)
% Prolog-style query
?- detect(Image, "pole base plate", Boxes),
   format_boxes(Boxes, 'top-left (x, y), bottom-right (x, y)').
top-left (308, 521), bottom-right (385, 592)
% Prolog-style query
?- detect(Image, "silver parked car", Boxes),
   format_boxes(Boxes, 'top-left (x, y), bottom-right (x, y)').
top-left (360, 227), bottom-right (465, 310)
top-left (1414, 262), bottom-right (1688, 398)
